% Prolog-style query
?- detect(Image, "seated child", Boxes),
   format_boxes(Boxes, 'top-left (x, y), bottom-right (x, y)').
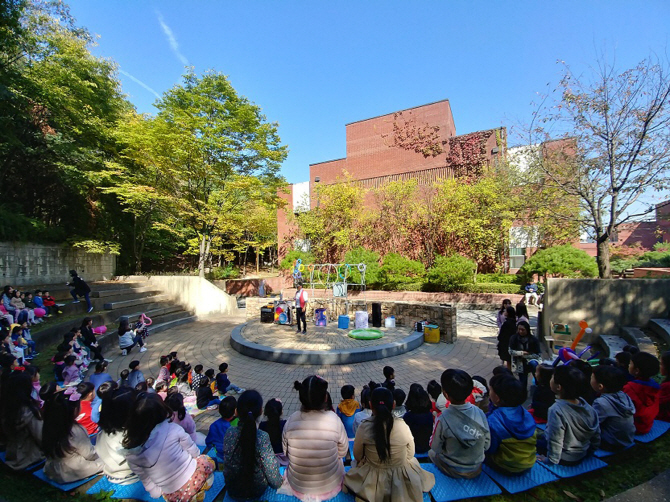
top-left (216, 362), bottom-right (244, 395)
top-left (392, 388), bottom-right (407, 418)
top-left (117, 369), bottom-right (130, 387)
top-left (175, 366), bottom-right (195, 396)
top-left (572, 359), bottom-right (596, 404)
top-left (623, 351), bottom-right (661, 434)
top-left (469, 376), bottom-right (489, 412)
top-left (145, 377), bottom-right (156, 393)
top-left (529, 365), bottom-right (555, 423)
top-left (190, 364), bottom-right (205, 391)
top-left (75, 382), bottom-right (99, 435)
top-left (382, 365), bottom-right (396, 390)
top-left (205, 368), bottom-right (216, 394)
top-left (197, 375), bottom-right (221, 409)
top-left (542, 365), bottom-right (600, 466)
top-left (403, 383), bottom-right (434, 454)
top-left (337, 384), bottom-right (360, 418)
top-left (353, 382), bottom-right (378, 435)
top-left (165, 392), bottom-right (198, 443)
top-left (259, 398), bottom-right (286, 455)
top-left (659, 351), bottom-right (670, 422)
top-left (127, 360), bottom-right (145, 389)
top-left (155, 381), bottom-right (168, 400)
top-left (427, 380), bottom-right (448, 416)
top-left (42, 290), bottom-right (62, 315)
top-left (43, 389), bottom-right (103, 483)
top-left (206, 396), bottom-right (238, 460)
top-left (429, 369), bottom-right (490, 478)
top-left (486, 374), bottom-right (537, 474)
top-left (62, 355), bottom-right (81, 386)
top-left (156, 355), bottom-right (171, 386)
top-left (591, 365), bottom-right (635, 451)
top-left (615, 352), bottom-right (633, 380)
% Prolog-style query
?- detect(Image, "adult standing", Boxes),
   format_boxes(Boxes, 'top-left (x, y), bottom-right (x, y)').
top-left (294, 282), bottom-right (308, 335)
top-left (68, 270), bottom-right (93, 313)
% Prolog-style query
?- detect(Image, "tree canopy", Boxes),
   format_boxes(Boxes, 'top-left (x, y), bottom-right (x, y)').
top-left (519, 245), bottom-right (598, 281)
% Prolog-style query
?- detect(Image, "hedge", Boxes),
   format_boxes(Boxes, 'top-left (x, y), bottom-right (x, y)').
top-left (458, 283), bottom-right (523, 294)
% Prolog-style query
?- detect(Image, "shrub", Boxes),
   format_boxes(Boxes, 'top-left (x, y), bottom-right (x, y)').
top-left (279, 250), bottom-right (314, 271)
top-left (458, 283), bottom-right (523, 294)
top-left (425, 254), bottom-right (476, 292)
top-left (208, 264), bottom-right (240, 280)
top-left (344, 247), bottom-right (381, 287)
top-left (519, 245), bottom-right (598, 280)
top-left (379, 253), bottom-right (425, 289)
top-left (476, 273), bottom-right (523, 285)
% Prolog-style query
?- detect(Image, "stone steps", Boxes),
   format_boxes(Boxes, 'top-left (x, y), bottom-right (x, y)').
top-left (103, 294), bottom-right (170, 311)
top-left (649, 318), bottom-right (670, 347)
top-left (620, 327), bottom-right (657, 354)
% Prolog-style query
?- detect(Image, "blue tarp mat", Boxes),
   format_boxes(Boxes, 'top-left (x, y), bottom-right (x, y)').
top-left (421, 463), bottom-right (502, 502)
top-left (634, 420), bottom-right (670, 443)
top-left (33, 469), bottom-right (99, 491)
top-left (537, 456), bottom-right (607, 478)
top-left (482, 463), bottom-right (558, 493)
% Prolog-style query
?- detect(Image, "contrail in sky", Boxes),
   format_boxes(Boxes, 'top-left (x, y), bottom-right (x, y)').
top-left (156, 11), bottom-right (189, 67)
top-left (119, 69), bottom-right (161, 99)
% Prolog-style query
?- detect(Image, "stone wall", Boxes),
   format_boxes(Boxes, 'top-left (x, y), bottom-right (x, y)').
top-left (0, 242), bottom-right (116, 286)
top-left (246, 297), bottom-right (457, 343)
top-left (543, 278), bottom-right (670, 343)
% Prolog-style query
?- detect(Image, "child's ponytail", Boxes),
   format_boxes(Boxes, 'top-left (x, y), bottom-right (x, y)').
top-left (370, 387), bottom-right (394, 462)
top-left (235, 390), bottom-right (263, 479)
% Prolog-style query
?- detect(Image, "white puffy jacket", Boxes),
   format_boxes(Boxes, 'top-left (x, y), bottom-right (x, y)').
top-left (282, 410), bottom-right (348, 496)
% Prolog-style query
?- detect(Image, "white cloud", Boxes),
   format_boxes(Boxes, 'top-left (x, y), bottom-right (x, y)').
top-left (156, 11), bottom-right (189, 67)
top-left (119, 69), bottom-right (161, 99)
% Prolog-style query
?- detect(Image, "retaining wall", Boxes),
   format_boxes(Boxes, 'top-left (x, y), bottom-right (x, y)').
top-left (543, 278), bottom-right (670, 342)
top-left (119, 275), bottom-right (239, 316)
top-left (0, 242), bottom-right (116, 286)
top-left (246, 297), bottom-right (457, 343)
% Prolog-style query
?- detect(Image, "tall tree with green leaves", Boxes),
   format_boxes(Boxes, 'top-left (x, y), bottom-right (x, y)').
top-left (154, 71), bottom-right (287, 276)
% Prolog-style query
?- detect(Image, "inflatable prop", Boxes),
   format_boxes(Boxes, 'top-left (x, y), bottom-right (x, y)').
top-left (571, 320), bottom-right (592, 350)
top-left (348, 329), bottom-right (384, 340)
top-left (92, 326), bottom-right (107, 335)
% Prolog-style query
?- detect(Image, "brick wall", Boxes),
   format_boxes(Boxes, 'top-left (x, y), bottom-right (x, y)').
top-left (246, 296), bottom-right (458, 343)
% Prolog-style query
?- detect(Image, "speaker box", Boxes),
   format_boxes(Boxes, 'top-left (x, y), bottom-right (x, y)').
top-left (371, 303), bottom-right (382, 328)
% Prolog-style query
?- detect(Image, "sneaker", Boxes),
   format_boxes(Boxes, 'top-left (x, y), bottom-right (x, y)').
top-left (302, 330), bottom-right (306, 334)
top-left (206, 404), bottom-right (218, 411)
top-left (57, 310), bottom-right (63, 314)
top-left (87, 307), bottom-right (94, 313)
top-left (71, 300), bottom-right (81, 304)
top-left (121, 349), bottom-right (127, 356)
top-left (237, 388), bottom-right (245, 394)
top-left (103, 358), bottom-right (113, 363)
top-left (140, 347), bottom-right (147, 353)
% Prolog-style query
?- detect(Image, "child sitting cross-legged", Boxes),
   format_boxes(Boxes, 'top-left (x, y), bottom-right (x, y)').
top-left (75, 382), bottom-right (99, 436)
top-left (352, 382), bottom-right (379, 435)
top-left (259, 398), bottom-right (286, 457)
top-left (165, 392), bottom-right (199, 444)
top-left (206, 396), bottom-right (237, 460)
top-left (624, 351), bottom-right (661, 434)
top-left (337, 384), bottom-right (360, 418)
top-left (591, 365), bottom-right (636, 451)
top-left (403, 383), bottom-right (435, 454)
top-left (540, 365), bottom-right (600, 466)
top-left (344, 387), bottom-right (435, 502)
top-left (427, 379), bottom-right (448, 417)
top-left (485, 373), bottom-right (537, 475)
top-left (430, 369), bottom-right (491, 479)
top-left (222, 390), bottom-right (283, 500)
top-left (62, 355), bottom-right (81, 386)
top-left (216, 362), bottom-right (245, 395)
top-left (392, 388), bottom-right (407, 418)
top-left (43, 388), bottom-right (103, 483)
top-left (529, 364), bottom-right (555, 423)
top-left (196, 374), bottom-right (220, 410)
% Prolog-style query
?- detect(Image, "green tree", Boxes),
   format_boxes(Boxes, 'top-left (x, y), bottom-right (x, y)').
top-left (379, 253), bottom-right (425, 290)
top-left (425, 254), bottom-right (476, 292)
top-left (343, 247), bottom-right (381, 288)
top-left (154, 70), bottom-right (287, 277)
top-left (519, 245), bottom-right (598, 282)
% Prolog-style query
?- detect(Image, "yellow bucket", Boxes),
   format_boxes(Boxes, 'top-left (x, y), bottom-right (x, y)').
top-left (424, 324), bottom-right (440, 343)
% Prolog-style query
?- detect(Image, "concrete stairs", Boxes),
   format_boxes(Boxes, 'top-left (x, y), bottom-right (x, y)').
top-left (25, 281), bottom-right (196, 352)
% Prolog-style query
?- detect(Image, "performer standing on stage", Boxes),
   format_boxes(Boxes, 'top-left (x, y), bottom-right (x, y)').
top-left (295, 282), bottom-right (308, 335)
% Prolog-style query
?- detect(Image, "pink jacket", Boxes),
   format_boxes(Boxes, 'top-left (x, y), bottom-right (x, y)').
top-left (122, 420), bottom-right (199, 498)
top-left (171, 412), bottom-right (198, 443)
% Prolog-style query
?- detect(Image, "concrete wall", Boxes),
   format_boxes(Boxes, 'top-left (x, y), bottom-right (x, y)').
top-left (0, 242), bottom-right (116, 286)
top-left (213, 276), bottom-right (289, 297)
top-left (542, 278), bottom-right (670, 342)
top-left (246, 297), bottom-right (457, 343)
top-left (121, 275), bottom-right (239, 316)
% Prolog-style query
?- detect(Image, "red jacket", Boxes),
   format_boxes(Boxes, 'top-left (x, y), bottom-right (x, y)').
top-left (623, 379), bottom-right (661, 434)
top-left (658, 381), bottom-right (670, 423)
top-left (76, 400), bottom-right (99, 435)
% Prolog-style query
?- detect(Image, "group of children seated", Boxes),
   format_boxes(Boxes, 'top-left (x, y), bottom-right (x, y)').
top-left (1, 338), bottom-right (669, 502)
top-left (1, 286), bottom-right (60, 327)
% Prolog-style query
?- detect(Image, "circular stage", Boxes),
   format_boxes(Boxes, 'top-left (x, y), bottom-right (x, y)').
top-left (231, 320), bottom-right (424, 365)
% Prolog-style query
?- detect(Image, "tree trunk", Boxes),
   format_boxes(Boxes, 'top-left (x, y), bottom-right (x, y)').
top-left (198, 234), bottom-right (207, 278)
top-left (256, 247), bottom-right (260, 274)
top-left (596, 235), bottom-right (612, 279)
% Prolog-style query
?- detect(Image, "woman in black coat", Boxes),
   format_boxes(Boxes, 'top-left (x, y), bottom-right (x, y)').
top-left (497, 306), bottom-right (517, 370)
top-left (68, 270), bottom-right (92, 313)
top-left (79, 317), bottom-right (106, 362)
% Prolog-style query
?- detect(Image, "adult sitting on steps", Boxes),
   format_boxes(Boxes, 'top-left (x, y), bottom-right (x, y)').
top-left (117, 318), bottom-right (147, 356)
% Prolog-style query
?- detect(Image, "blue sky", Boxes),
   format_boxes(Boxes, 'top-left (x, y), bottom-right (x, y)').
top-left (68, 1), bottom-right (670, 187)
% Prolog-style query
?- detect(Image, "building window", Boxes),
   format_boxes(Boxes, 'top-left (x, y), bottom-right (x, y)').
top-left (509, 247), bottom-right (526, 269)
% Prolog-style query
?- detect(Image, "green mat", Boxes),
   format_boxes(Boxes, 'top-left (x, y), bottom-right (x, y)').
top-left (348, 329), bottom-right (384, 340)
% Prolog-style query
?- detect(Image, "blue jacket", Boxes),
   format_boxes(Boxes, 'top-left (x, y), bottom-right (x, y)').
top-left (33, 296), bottom-right (44, 308)
top-left (206, 418), bottom-right (233, 459)
top-left (487, 405), bottom-right (537, 473)
top-left (216, 372), bottom-right (231, 393)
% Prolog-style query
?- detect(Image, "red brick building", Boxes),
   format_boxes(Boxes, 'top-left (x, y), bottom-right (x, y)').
top-left (278, 100), bottom-right (505, 256)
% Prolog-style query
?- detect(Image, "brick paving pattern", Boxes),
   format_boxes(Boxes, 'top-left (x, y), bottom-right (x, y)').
top-left (102, 311), bottom-right (503, 434)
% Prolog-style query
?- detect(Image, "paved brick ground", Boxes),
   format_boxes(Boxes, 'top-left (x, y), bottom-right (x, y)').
top-left (241, 321), bottom-right (411, 350)
top-left (102, 311), bottom-right (503, 434)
